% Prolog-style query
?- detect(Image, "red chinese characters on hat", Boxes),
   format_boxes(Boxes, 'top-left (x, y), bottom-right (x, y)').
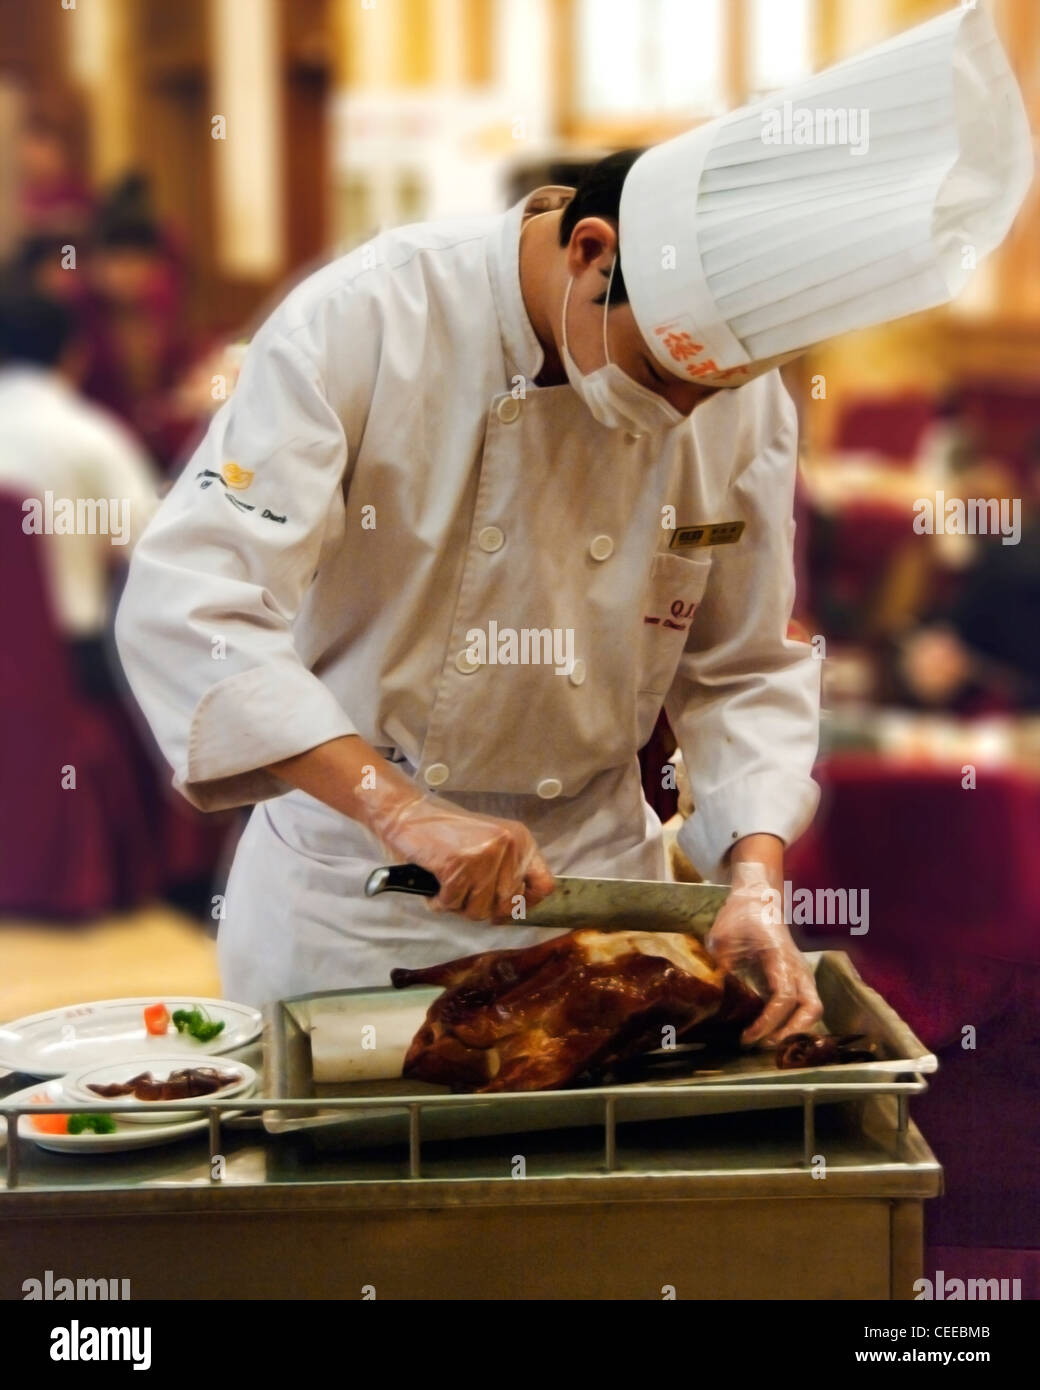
top-left (656, 329), bottom-right (705, 362)
top-left (653, 324), bottom-right (750, 383)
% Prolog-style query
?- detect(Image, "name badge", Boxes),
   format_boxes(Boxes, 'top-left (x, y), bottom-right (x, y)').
top-left (669, 520), bottom-right (745, 550)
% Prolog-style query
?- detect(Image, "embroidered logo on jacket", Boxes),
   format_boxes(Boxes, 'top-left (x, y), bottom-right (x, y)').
top-left (221, 460), bottom-right (254, 490)
top-left (644, 596), bottom-right (698, 633)
top-left (194, 469), bottom-right (286, 524)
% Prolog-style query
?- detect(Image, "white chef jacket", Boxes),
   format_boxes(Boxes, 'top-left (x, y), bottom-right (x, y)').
top-left (116, 187), bottom-right (820, 1005)
top-left (0, 366), bottom-right (157, 635)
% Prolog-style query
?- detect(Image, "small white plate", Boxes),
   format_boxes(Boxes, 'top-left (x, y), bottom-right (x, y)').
top-left (0, 1077), bottom-right (255, 1154)
top-left (0, 998), bottom-right (262, 1078)
top-left (63, 1057), bottom-right (257, 1124)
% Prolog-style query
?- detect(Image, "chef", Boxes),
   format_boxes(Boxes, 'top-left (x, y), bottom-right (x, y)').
top-left (116, 4), bottom-right (1030, 1039)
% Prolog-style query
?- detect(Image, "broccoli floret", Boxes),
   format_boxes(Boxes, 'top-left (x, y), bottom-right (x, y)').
top-left (67, 1113), bottom-right (116, 1135)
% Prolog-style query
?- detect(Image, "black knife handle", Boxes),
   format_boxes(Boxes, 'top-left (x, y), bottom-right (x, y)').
top-left (364, 863), bottom-right (441, 899)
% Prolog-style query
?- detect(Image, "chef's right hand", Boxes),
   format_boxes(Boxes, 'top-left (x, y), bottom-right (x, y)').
top-left (364, 788), bottom-right (555, 923)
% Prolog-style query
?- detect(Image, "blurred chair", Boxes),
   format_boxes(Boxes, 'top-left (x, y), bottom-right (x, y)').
top-left (0, 492), bottom-right (159, 917)
top-left (954, 380), bottom-right (1040, 491)
top-left (833, 393), bottom-right (937, 462)
top-left (809, 503), bottom-right (915, 641)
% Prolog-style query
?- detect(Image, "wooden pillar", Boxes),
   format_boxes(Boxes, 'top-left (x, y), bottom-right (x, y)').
top-left (723, 0), bottom-right (750, 108)
top-left (66, 0), bottom-right (137, 186)
top-left (398, 0), bottom-right (435, 86)
top-left (461, 0), bottom-right (494, 86)
top-left (337, 0), bottom-right (398, 89)
top-left (811, 0), bottom-right (840, 68)
top-left (0, 78), bottom-right (20, 258)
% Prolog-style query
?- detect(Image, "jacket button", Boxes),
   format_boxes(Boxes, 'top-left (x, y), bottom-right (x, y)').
top-left (455, 650), bottom-right (481, 674)
top-left (568, 658), bottom-right (587, 686)
top-left (478, 525), bottom-right (504, 552)
top-left (424, 763), bottom-right (450, 787)
top-left (497, 396), bottom-right (521, 423)
top-left (536, 777), bottom-right (562, 799)
top-left (589, 534), bottom-right (614, 561)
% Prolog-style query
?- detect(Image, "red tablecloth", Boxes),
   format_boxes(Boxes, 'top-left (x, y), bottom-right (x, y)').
top-left (787, 753), bottom-right (1040, 1257)
top-left (0, 493), bottom-right (233, 918)
top-left (833, 394), bottom-right (936, 460)
top-left (788, 755), bottom-right (1040, 974)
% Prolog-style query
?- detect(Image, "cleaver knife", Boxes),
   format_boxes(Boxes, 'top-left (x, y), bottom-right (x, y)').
top-left (364, 863), bottom-right (729, 937)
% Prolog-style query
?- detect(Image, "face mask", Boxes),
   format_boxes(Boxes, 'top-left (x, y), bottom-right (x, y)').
top-left (560, 260), bottom-right (685, 437)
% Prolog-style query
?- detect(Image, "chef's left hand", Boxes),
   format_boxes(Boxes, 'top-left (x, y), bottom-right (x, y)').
top-left (706, 859), bottom-right (823, 1046)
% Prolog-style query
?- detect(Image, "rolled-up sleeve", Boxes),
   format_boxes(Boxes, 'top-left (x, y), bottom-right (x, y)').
top-left (115, 313), bottom-right (358, 811)
top-left (666, 385), bottom-right (821, 880)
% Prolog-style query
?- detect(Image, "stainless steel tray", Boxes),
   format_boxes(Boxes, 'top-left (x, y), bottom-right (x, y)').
top-left (261, 951), bottom-right (936, 1146)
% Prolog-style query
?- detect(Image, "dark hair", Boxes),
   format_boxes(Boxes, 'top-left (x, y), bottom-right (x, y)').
top-left (0, 287), bottom-right (74, 367)
top-left (558, 148), bottom-right (646, 307)
top-left (10, 234), bottom-right (78, 282)
top-left (94, 172), bottom-right (161, 250)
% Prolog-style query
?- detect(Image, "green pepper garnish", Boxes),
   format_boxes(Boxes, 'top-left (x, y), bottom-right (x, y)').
top-left (67, 1113), bottom-right (116, 1135)
top-left (171, 1006), bottom-right (225, 1042)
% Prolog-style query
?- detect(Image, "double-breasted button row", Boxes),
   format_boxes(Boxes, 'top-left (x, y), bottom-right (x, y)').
top-left (422, 763), bottom-right (564, 799)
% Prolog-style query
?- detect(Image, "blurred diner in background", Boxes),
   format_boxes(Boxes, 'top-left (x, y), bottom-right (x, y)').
top-left (1, 0), bottom-right (1038, 1295)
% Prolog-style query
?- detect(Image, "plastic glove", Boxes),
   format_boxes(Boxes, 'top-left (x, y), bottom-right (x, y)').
top-left (706, 861), bottom-right (823, 1046)
top-left (363, 784), bottom-right (555, 923)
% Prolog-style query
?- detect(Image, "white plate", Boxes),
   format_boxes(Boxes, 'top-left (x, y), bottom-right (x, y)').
top-left (63, 1056), bottom-right (257, 1124)
top-left (0, 998), bottom-right (262, 1078)
top-left (0, 1077), bottom-right (256, 1154)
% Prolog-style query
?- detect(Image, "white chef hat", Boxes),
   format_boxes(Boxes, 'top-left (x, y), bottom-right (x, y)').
top-left (618, 3), bottom-right (1034, 388)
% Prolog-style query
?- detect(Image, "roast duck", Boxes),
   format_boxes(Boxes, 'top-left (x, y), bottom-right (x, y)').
top-left (391, 929), bottom-right (764, 1093)
top-left (392, 930), bottom-right (877, 1092)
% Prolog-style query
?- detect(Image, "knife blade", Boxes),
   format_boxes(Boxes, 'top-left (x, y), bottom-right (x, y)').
top-left (364, 864), bottom-right (729, 937)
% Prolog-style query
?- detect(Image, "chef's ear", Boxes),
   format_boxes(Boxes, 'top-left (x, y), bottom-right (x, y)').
top-left (564, 216), bottom-right (618, 280)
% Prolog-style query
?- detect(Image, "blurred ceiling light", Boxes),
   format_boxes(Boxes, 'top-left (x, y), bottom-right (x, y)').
top-left (211, 0), bottom-right (284, 278)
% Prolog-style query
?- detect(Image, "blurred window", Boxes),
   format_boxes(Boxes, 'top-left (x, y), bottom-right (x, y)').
top-left (748, 0), bottom-right (813, 94)
top-left (576, 0), bottom-right (813, 125)
top-left (578, 0), bottom-right (723, 117)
